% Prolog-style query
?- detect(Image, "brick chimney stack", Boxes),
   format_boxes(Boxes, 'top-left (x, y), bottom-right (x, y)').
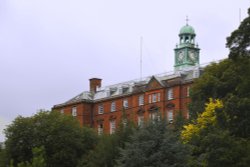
top-left (89, 78), bottom-right (102, 93)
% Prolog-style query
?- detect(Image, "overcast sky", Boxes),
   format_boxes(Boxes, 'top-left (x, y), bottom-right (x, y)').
top-left (0, 0), bottom-right (249, 141)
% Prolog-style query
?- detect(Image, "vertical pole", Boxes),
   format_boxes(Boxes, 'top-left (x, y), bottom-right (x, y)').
top-left (140, 36), bottom-right (143, 81)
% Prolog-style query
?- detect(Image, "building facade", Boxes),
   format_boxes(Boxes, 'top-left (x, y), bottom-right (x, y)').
top-left (53, 24), bottom-right (202, 135)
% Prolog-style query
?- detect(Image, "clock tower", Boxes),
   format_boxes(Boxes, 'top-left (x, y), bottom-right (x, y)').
top-left (174, 23), bottom-right (200, 71)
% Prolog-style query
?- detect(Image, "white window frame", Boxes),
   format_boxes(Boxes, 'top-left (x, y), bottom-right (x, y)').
top-left (98, 123), bottom-right (104, 135)
top-left (149, 94), bottom-right (152, 103)
top-left (60, 109), bottom-right (64, 114)
top-left (137, 115), bottom-right (144, 127)
top-left (150, 112), bottom-right (156, 120)
top-left (139, 95), bottom-right (144, 106)
top-left (152, 94), bottom-right (157, 103)
top-left (110, 120), bottom-right (116, 134)
top-left (123, 99), bottom-right (128, 109)
top-left (167, 88), bottom-right (174, 100)
top-left (167, 110), bottom-right (174, 123)
top-left (98, 104), bottom-right (104, 114)
top-left (111, 101), bottom-right (116, 112)
top-left (187, 86), bottom-right (190, 97)
top-left (158, 93), bottom-right (161, 102)
top-left (187, 110), bottom-right (190, 119)
top-left (72, 107), bottom-right (77, 117)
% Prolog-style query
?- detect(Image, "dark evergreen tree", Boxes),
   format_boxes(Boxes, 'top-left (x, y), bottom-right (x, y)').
top-left (117, 120), bottom-right (190, 167)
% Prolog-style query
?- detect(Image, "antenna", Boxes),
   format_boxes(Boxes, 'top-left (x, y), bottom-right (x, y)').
top-left (186, 16), bottom-right (189, 25)
top-left (140, 36), bottom-right (143, 81)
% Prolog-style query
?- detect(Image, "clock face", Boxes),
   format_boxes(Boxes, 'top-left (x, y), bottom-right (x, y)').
top-left (188, 51), bottom-right (196, 63)
top-left (177, 51), bottom-right (184, 64)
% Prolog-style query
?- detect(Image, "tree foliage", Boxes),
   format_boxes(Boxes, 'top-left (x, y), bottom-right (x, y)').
top-left (79, 117), bottom-right (135, 167)
top-left (182, 99), bottom-right (223, 144)
top-left (117, 120), bottom-right (190, 167)
top-left (4, 111), bottom-right (97, 167)
top-left (226, 8), bottom-right (250, 59)
top-left (190, 57), bottom-right (250, 138)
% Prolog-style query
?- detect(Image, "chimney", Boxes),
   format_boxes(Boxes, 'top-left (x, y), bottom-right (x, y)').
top-left (89, 78), bottom-right (102, 93)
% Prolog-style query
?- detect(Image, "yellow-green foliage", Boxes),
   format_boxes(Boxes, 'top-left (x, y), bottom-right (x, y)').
top-left (181, 98), bottom-right (223, 143)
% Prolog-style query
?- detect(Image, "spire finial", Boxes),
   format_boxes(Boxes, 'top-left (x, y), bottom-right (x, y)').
top-left (186, 16), bottom-right (189, 25)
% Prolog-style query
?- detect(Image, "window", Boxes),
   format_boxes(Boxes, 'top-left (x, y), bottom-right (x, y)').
top-left (187, 111), bottom-right (190, 119)
top-left (98, 104), bottom-right (104, 114)
top-left (167, 110), bottom-right (173, 123)
top-left (138, 115), bottom-right (144, 127)
top-left (149, 94), bottom-right (152, 103)
top-left (110, 120), bottom-right (116, 134)
top-left (157, 93), bottom-right (161, 102)
top-left (187, 86), bottom-right (190, 97)
top-left (72, 107), bottom-right (77, 117)
top-left (139, 95), bottom-right (144, 106)
top-left (167, 88), bottom-right (174, 100)
top-left (150, 112), bottom-right (160, 122)
top-left (152, 94), bottom-right (157, 103)
top-left (149, 93), bottom-right (160, 103)
top-left (98, 123), bottom-right (104, 135)
top-left (111, 101), bottom-right (116, 112)
top-left (150, 112), bottom-right (156, 120)
top-left (123, 99), bottom-right (128, 109)
top-left (60, 109), bottom-right (64, 114)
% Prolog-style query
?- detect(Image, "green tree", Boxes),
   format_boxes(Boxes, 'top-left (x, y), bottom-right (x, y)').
top-left (15, 146), bottom-right (46, 167)
top-left (182, 99), bottom-right (250, 167)
top-left (226, 8), bottom-right (250, 59)
top-left (190, 57), bottom-right (250, 138)
top-left (4, 111), bottom-right (97, 167)
top-left (79, 115), bottom-right (135, 167)
top-left (117, 119), bottom-right (190, 167)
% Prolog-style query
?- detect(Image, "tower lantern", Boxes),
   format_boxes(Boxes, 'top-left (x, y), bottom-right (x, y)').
top-left (174, 23), bottom-right (200, 71)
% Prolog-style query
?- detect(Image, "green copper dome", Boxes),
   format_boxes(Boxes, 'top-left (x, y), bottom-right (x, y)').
top-left (179, 25), bottom-right (195, 35)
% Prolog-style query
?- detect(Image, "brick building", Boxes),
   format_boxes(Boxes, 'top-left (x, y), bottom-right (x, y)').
top-left (53, 23), bottom-right (202, 135)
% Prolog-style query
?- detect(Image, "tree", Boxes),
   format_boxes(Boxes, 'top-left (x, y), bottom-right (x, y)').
top-left (182, 99), bottom-right (250, 167)
top-left (190, 57), bottom-right (250, 138)
top-left (4, 111), bottom-right (97, 167)
top-left (14, 147), bottom-right (46, 167)
top-left (79, 115), bottom-right (135, 167)
top-left (226, 8), bottom-right (250, 59)
top-left (117, 119), bottom-right (190, 167)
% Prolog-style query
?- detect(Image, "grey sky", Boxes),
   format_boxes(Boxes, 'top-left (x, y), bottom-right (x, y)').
top-left (0, 0), bottom-right (249, 141)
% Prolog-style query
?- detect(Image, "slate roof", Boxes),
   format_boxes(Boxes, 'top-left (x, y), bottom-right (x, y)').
top-left (54, 66), bottom-right (203, 108)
